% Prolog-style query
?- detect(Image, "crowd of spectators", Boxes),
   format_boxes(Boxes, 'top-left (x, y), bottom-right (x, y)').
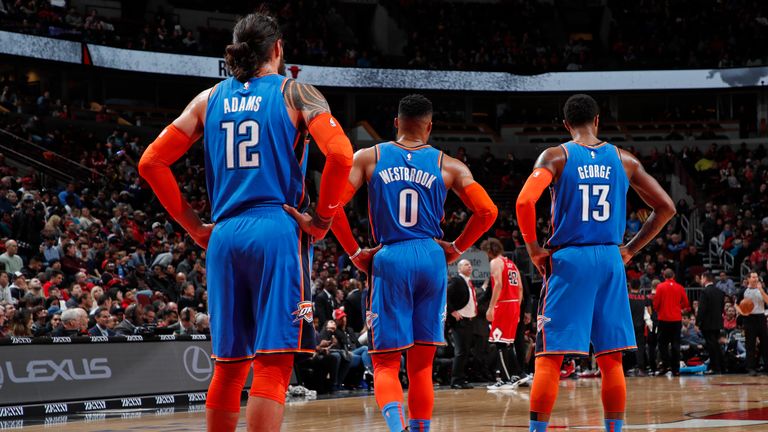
top-left (3, 0), bottom-right (768, 72)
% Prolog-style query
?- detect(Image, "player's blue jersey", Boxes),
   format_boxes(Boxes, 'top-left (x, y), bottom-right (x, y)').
top-left (547, 141), bottom-right (628, 248)
top-left (368, 142), bottom-right (447, 244)
top-left (204, 75), bottom-right (307, 222)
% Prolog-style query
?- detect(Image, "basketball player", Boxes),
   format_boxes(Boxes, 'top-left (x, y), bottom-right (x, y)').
top-left (289, 94), bottom-right (497, 432)
top-left (516, 94), bottom-right (676, 432)
top-left (138, 12), bottom-right (353, 432)
top-left (481, 237), bottom-right (527, 390)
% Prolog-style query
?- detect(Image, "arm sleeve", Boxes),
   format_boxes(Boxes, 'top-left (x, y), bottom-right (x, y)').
top-left (515, 168), bottom-right (553, 243)
top-left (453, 182), bottom-right (498, 252)
top-left (137, 125), bottom-right (199, 230)
top-left (307, 113), bottom-right (354, 220)
top-left (331, 208), bottom-right (360, 255)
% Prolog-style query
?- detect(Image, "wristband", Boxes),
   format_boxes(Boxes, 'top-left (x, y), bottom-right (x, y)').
top-left (450, 242), bottom-right (464, 255)
top-left (350, 247), bottom-right (362, 259)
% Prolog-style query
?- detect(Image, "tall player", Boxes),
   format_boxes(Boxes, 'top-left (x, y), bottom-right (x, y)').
top-left (138, 12), bottom-right (353, 432)
top-left (481, 237), bottom-right (526, 390)
top-left (290, 94), bottom-right (497, 431)
top-left (516, 94), bottom-right (675, 432)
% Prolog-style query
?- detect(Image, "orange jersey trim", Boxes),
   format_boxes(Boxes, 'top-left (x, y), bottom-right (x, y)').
top-left (369, 343), bottom-right (414, 354)
top-left (595, 346), bottom-right (637, 357)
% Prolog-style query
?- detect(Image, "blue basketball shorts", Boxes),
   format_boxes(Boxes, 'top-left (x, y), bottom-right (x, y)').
top-left (368, 238), bottom-right (448, 353)
top-left (206, 207), bottom-right (315, 362)
top-left (535, 244), bottom-right (636, 357)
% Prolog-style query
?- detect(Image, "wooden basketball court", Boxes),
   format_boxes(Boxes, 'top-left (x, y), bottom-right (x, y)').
top-left (18, 375), bottom-right (768, 431)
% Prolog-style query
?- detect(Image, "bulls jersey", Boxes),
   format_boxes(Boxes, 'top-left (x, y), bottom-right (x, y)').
top-left (547, 141), bottom-right (628, 248)
top-left (368, 142), bottom-right (447, 244)
top-left (204, 75), bottom-right (307, 222)
top-left (491, 256), bottom-right (522, 302)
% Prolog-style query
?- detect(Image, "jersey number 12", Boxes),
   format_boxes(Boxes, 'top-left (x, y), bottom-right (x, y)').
top-left (578, 184), bottom-right (610, 222)
top-left (221, 120), bottom-right (260, 169)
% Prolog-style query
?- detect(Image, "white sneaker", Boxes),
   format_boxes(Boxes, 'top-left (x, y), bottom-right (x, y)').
top-left (487, 379), bottom-right (511, 391)
top-left (510, 374), bottom-right (533, 388)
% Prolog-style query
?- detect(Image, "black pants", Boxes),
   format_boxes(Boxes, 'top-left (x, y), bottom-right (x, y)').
top-left (744, 314), bottom-right (768, 371)
top-left (514, 319), bottom-right (528, 374)
top-left (450, 318), bottom-right (474, 385)
top-left (493, 342), bottom-right (521, 381)
top-left (702, 329), bottom-right (724, 373)
top-left (633, 324), bottom-right (647, 370)
top-left (657, 320), bottom-right (682, 373)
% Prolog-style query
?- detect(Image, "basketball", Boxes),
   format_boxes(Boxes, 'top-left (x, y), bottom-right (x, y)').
top-left (740, 298), bottom-right (755, 315)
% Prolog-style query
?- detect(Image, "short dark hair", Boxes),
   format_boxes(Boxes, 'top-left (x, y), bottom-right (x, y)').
top-left (629, 279), bottom-right (641, 290)
top-left (700, 272), bottom-right (715, 283)
top-left (563, 94), bottom-right (599, 126)
top-left (224, 11), bottom-right (282, 82)
top-left (663, 268), bottom-right (675, 280)
top-left (398, 94), bottom-right (433, 119)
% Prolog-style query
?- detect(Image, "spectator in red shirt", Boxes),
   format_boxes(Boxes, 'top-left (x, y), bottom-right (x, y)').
top-left (652, 268), bottom-right (690, 376)
top-left (749, 241), bottom-right (768, 268)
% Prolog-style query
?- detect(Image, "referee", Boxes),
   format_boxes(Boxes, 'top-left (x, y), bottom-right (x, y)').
top-left (735, 272), bottom-right (768, 376)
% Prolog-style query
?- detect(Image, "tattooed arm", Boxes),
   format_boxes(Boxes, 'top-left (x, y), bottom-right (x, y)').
top-left (281, 78), bottom-right (353, 239)
top-left (283, 79), bottom-right (331, 129)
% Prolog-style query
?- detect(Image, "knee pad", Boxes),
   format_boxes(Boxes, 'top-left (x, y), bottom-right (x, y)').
top-left (249, 354), bottom-right (294, 405)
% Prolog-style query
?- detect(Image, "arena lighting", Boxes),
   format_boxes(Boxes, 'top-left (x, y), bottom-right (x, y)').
top-left (2, 30), bottom-right (768, 92)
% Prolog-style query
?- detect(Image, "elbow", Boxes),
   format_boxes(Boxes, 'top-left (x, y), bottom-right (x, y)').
top-left (478, 203), bottom-right (498, 229)
top-left (326, 143), bottom-right (353, 171)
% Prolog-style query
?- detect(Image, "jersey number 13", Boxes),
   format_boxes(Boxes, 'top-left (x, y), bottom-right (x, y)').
top-left (578, 184), bottom-right (610, 222)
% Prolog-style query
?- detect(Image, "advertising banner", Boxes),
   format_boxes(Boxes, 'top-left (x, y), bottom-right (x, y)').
top-left (2, 31), bottom-right (768, 92)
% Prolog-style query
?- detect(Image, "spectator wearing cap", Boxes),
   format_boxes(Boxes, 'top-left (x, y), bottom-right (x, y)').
top-left (335, 307), bottom-right (372, 374)
top-left (0, 239), bottom-right (24, 274)
top-left (89, 307), bottom-right (116, 337)
top-left (9, 272), bottom-right (27, 302)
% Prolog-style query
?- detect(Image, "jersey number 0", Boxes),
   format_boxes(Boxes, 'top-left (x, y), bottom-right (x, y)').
top-left (221, 120), bottom-right (260, 169)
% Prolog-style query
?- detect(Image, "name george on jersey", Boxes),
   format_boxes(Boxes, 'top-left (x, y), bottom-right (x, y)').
top-left (223, 96), bottom-right (262, 114)
top-left (577, 164), bottom-right (612, 180)
top-left (377, 166), bottom-right (438, 189)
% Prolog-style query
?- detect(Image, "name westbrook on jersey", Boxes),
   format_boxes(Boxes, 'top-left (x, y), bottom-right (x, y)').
top-left (377, 166), bottom-right (439, 189)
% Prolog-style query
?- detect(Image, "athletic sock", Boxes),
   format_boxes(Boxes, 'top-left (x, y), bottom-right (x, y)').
top-left (382, 401), bottom-right (407, 432)
top-left (604, 419), bottom-right (623, 432)
top-left (409, 419), bottom-right (430, 431)
top-left (529, 419), bottom-right (548, 431)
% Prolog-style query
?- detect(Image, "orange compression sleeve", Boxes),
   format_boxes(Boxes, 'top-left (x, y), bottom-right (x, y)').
top-left (138, 124), bottom-right (199, 230)
top-left (515, 168), bottom-right (553, 243)
top-left (453, 182), bottom-right (498, 252)
top-left (308, 113), bottom-right (353, 220)
top-left (331, 206), bottom-right (360, 255)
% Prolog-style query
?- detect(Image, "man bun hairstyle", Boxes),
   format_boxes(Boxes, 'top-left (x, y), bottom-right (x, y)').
top-left (563, 93), bottom-right (599, 127)
top-left (224, 11), bottom-right (282, 82)
top-left (398, 94), bottom-right (433, 119)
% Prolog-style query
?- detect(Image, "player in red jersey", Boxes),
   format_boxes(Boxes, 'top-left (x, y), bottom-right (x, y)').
top-left (482, 238), bottom-right (526, 390)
